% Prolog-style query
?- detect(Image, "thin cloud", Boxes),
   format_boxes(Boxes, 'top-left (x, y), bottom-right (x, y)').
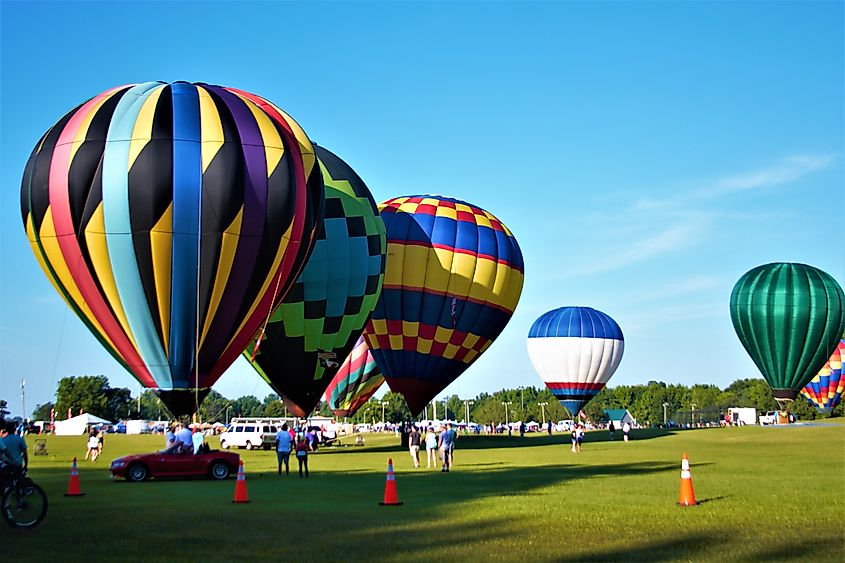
top-left (635, 154), bottom-right (837, 210)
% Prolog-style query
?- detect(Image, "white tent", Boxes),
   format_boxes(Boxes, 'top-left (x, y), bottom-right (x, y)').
top-left (53, 414), bottom-right (113, 436)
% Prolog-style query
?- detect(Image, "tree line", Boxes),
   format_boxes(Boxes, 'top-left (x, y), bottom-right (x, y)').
top-left (15, 375), bottom-right (841, 427)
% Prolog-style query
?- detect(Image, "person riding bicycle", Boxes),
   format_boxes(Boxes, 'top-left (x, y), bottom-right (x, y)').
top-left (1, 421), bottom-right (28, 472)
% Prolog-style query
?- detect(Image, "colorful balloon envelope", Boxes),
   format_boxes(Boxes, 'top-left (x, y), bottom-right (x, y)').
top-left (364, 195), bottom-right (524, 415)
top-left (246, 145), bottom-right (386, 417)
top-left (730, 263), bottom-right (845, 403)
top-left (801, 336), bottom-right (845, 415)
top-left (527, 306), bottom-right (624, 416)
top-left (20, 81), bottom-right (323, 416)
top-left (324, 336), bottom-right (385, 417)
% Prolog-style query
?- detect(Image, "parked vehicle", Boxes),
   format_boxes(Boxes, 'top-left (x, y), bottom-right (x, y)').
top-left (758, 411), bottom-right (778, 425)
top-left (219, 422), bottom-right (278, 450)
top-left (110, 445), bottom-right (240, 482)
top-left (556, 420), bottom-right (574, 432)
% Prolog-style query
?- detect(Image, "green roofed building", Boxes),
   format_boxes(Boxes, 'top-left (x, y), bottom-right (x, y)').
top-left (603, 409), bottom-right (636, 429)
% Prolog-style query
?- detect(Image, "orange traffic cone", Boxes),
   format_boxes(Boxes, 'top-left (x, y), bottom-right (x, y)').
top-left (64, 457), bottom-right (85, 497)
top-left (379, 458), bottom-right (403, 506)
top-left (232, 459), bottom-right (249, 504)
top-left (678, 453), bottom-right (698, 506)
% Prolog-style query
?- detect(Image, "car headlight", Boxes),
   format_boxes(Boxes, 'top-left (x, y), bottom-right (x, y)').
top-left (111, 460), bottom-right (126, 468)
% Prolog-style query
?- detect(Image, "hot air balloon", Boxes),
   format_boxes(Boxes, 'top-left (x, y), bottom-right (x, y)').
top-left (527, 306), bottom-right (624, 417)
top-left (800, 336), bottom-right (845, 415)
top-left (20, 81), bottom-right (323, 416)
top-left (324, 336), bottom-right (385, 417)
top-left (245, 145), bottom-right (386, 417)
top-left (730, 262), bottom-right (845, 406)
top-left (364, 195), bottom-right (524, 415)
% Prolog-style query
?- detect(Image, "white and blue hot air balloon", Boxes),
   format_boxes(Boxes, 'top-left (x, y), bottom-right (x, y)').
top-left (527, 306), bottom-right (624, 416)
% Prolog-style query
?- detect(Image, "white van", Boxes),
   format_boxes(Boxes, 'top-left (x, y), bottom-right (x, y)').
top-left (219, 422), bottom-right (278, 450)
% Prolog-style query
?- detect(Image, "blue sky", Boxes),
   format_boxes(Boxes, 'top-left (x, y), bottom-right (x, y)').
top-left (1, 1), bottom-right (842, 417)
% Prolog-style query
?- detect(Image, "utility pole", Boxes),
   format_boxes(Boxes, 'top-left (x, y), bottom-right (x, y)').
top-left (463, 399), bottom-right (475, 423)
top-left (538, 402), bottom-right (548, 425)
top-left (380, 401), bottom-right (389, 424)
top-left (662, 402), bottom-right (669, 426)
top-left (433, 399), bottom-right (437, 420)
top-left (21, 379), bottom-right (26, 422)
top-left (501, 401), bottom-right (512, 426)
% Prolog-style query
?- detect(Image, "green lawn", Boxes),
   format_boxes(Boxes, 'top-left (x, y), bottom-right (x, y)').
top-left (3, 423), bottom-right (843, 562)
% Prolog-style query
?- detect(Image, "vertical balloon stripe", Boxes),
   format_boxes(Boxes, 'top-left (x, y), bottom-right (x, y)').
top-left (84, 203), bottom-right (140, 353)
top-left (48, 89), bottom-right (155, 386)
top-left (127, 85), bottom-right (165, 169)
top-left (199, 209), bottom-right (243, 347)
top-left (169, 82), bottom-right (202, 386)
top-left (196, 87), bottom-right (224, 173)
top-left (102, 81), bottom-right (171, 387)
top-left (150, 203), bottom-right (173, 355)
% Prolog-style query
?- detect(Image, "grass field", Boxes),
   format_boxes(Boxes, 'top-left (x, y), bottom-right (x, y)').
top-left (3, 422), bottom-right (843, 562)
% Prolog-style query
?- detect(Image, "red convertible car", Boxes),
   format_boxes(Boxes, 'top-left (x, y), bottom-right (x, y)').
top-left (109, 444), bottom-right (240, 482)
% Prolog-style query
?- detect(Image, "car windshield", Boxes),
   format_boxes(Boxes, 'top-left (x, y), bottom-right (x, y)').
top-left (160, 444), bottom-right (184, 455)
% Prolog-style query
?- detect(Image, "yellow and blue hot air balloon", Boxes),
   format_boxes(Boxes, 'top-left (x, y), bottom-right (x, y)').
top-left (20, 81), bottom-right (323, 416)
top-left (246, 146), bottom-right (386, 417)
top-left (527, 306), bottom-right (624, 416)
top-left (364, 195), bottom-right (524, 415)
top-left (801, 336), bottom-right (845, 415)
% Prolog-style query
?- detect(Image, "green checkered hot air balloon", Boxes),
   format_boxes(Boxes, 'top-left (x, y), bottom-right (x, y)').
top-left (245, 145), bottom-right (386, 416)
top-left (730, 262), bottom-right (845, 404)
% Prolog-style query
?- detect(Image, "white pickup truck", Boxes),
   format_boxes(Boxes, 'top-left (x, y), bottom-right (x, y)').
top-left (758, 411), bottom-right (778, 425)
top-left (219, 422), bottom-right (278, 450)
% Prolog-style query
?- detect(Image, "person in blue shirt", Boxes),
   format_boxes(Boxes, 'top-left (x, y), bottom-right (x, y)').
top-left (2, 421), bottom-right (29, 470)
top-left (175, 423), bottom-right (193, 453)
top-left (275, 423), bottom-right (294, 476)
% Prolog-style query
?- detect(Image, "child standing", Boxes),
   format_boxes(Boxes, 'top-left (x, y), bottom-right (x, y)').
top-left (295, 436), bottom-right (311, 478)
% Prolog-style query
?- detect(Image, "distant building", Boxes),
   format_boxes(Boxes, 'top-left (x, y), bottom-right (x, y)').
top-left (603, 409), bottom-right (636, 429)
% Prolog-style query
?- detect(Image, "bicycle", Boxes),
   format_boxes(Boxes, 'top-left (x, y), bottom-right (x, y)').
top-left (0, 463), bottom-right (48, 528)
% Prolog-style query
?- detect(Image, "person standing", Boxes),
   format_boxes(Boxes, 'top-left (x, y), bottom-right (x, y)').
top-left (438, 424), bottom-right (454, 472)
top-left (608, 420), bottom-right (616, 440)
top-left (85, 429), bottom-right (100, 461)
top-left (425, 426), bottom-right (438, 468)
top-left (408, 425), bottom-right (421, 468)
top-left (570, 425), bottom-right (578, 453)
top-left (275, 423), bottom-right (293, 476)
top-left (446, 423), bottom-right (458, 467)
top-left (576, 424), bottom-right (585, 452)
top-left (97, 428), bottom-right (105, 457)
top-left (295, 436), bottom-right (310, 478)
top-left (547, 420), bottom-right (553, 435)
top-left (622, 421), bottom-right (631, 443)
top-left (519, 421), bottom-right (525, 438)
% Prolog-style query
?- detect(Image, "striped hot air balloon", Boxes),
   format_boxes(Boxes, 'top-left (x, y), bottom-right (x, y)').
top-left (246, 145), bottom-right (386, 417)
top-left (801, 336), bottom-right (845, 415)
top-left (730, 263), bottom-right (845, 404)
top-left (325, 336), bottom-right (385, 418)
top-left (20, 81), bottom-right (323, 416)
top-left (364, 195), bottom-right (524, 415)
top-left (527, 307), bottom-right (624, 417)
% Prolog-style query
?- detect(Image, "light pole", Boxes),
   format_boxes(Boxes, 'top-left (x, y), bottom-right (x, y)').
top-left (463, 400), bottom-right (475, 423)
top-left (515, 386), bottom-right (524, 420)
top-left (690, 403), bottom-right (697, 426)
top-left (538, 402), bottom-right (548, 425)
top-left (380, 401), bottom-right (390, 424)
top-left (501, 401), bottom-right (512, 426)
top-left (662, 402), bottom-right (669, 426)
top-left (443, 399), bottom-right (449, 421)
top-left (21, 379), bottom-right (26, 422)
top-left (225, 405), bottom-right (231, 425)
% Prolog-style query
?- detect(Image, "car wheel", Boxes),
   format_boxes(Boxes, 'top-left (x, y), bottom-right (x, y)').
top-left (245, 442), bottom-right (253, 450)
top-left (220, 440), bottom-right (228, 449)
top-left (263, 444), bottom-right (271, 451)
top-left (126, 463), bottom-right (149, 482)
top-left (210, 460), bottom-right (230, 480)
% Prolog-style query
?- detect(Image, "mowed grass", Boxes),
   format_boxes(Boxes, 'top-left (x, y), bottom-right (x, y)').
top-left (3, 423), bottom-right (843, 562)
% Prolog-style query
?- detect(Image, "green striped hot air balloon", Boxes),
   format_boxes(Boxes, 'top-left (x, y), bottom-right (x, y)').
top-left (730, 262), bottom-right (845, 404)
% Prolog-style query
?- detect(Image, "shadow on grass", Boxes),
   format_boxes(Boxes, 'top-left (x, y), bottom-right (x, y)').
top-left (330, 428), bottom-right (678, 455)
top-left (560, 532), bottom-right (724, 562)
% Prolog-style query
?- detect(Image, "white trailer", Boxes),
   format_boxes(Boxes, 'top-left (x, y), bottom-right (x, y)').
top-left (727, 408), bottom-right (756, 426)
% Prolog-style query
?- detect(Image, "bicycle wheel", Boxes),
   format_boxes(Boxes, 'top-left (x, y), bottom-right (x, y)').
top-left (2, 480), bottom-right (48, 528)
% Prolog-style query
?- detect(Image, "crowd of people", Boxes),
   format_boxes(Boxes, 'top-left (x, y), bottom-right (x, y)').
top-left (274, 423), bottom-right (321, 478)
top-left (402, 422), bottom-right (458, 472)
